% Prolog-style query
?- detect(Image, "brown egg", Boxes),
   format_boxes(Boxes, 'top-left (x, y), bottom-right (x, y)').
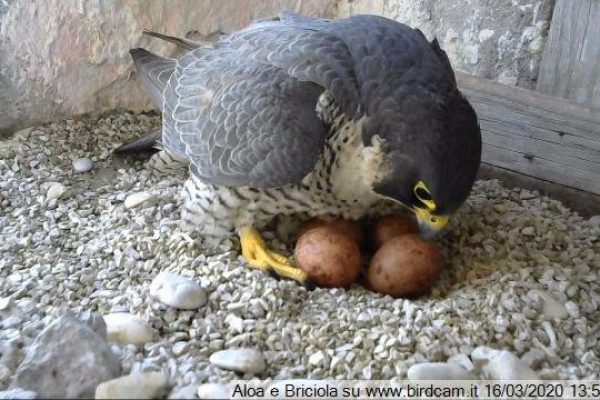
top-left (295, 226), bottom-right (361, 288)
top-left (297, 217), bottom-right (363, 245)
top-left (368, 234), bottom-right (442, 298)
top-left (371, 215), bottom-right (419, 249)
top-left (296, 218), bottom-right (329, 239)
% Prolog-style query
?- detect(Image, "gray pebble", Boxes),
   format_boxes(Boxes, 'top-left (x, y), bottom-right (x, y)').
top-left (46, 183), bottom-right (67, 200)
top-left (521, 226), bottom-right (535, 236)
top-left (169, 385), bottom-right (198, 399)
top-left (472, 346), bottom-right (540, 380)
top-left (124, 191), bottom-right (158, 209)
top-left (150, 272), bottom-right (207, 310)
top-left (529, 290), bottom-right (568, 319)
top-left (72, 158), bottom-right (93, 172)
top-left (209, 348), bottom-right (266, 374)
top-left (408, 362), bottom-right (475, 380)
top-left (95, 372), bottom-right (169, 399)
top-left (103, 313), bottom-right (154, 345)
top-left (447, 353), bottom-right (474, 371)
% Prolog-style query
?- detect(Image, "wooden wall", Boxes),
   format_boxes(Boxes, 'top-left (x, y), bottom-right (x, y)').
top-left (537, 0), bottom-right (600, 108)
top-left (457, 73), bottom-right (600, 197)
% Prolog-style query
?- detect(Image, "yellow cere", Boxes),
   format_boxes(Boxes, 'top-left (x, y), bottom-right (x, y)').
top-left (414, 207), bottom-right (449, 230)
top-left (412, 181), bottom-right (449, 231)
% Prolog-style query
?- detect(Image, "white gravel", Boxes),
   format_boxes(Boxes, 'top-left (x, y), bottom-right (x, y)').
top-left (1, 111), bottom-right (599, 395)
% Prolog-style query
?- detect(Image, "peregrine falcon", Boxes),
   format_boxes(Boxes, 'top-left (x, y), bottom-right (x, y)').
top-left (116, 12), bottom-right (482, 285)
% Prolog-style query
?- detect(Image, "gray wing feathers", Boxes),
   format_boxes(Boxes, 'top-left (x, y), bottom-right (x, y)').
top-left (228, 23), bottom-right (360, 116)
top-left (129, 48), bottom-right (176, 110)
top-left (167, 55), bottom-right (327, 188)
top-left (160, 15), bottom-right (364, 188)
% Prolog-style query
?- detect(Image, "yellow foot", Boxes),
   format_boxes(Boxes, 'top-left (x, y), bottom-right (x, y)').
top-left (238, 226), bottom-right (309, 285)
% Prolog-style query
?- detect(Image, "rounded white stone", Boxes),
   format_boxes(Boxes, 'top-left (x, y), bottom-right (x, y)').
top-left (209, 348), bottom-right (266, 374)
top-left (103, 313), bottom-right (154, 345)
top-left (447, 353), bottom-right (475, 371)
top-left (471, 346), bottom-right (540, 380)
top-left (46, 182), bottom-right (66, 200)
top-left (197, 383), bottom-right (229, 400)
top-left (72, 158), bottom-right (93, 172)
top-left (168, 385), bottom-right (197, 400)
top-left (521, 226), bottom-right (535, 236)
top-left (521, 348), bottom-right (547, 369)
top-left (487, 351), bottom-right (540, 380)
top-left (471, 345), bottom-right (500, 362)
top-left (172, 341), bottom-right (190, 356)
top-left (225, 313), bottom-right (243, 333)
top-left (95, 372), bottom-right (168, 399)
top-left (407, 362), bottom-right (475, 380)
top-left (149, 272), bottom-right (207, 309)
top-left (124, 191), bottom-right (158, 209)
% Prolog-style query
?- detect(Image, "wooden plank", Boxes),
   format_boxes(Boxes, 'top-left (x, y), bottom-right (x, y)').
top-left (456, 72), bottom-right (600, 196)
top-left (480, 124), bottom-right (599, 175)
top-left (537, 0), bottom-right (600, 108)
top-left (481, 144), bottom-right (600, 195)
top-left (481, 119), bottom-right (599, 161)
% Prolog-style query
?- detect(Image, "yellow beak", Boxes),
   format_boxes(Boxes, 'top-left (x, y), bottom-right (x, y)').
top-left (414, 208), bottom-right (449, 238)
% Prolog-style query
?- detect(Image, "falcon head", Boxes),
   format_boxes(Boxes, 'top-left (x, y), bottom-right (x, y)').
top-left (366, 86), bottom-right (482, 238)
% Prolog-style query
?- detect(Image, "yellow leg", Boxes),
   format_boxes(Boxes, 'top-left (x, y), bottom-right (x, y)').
top-left (238, 226), bottom-right (309, 284)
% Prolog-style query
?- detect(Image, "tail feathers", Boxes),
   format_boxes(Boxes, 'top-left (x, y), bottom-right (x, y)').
top-left (142, 29), bottom-right (203, 51)
top-left (430, 38), bottom-right (457, 86)
top-left (114, 129), bottom-right (162, 153)
top-left (130, 48), bottom-right (176, 110)
top-left (148, 149), bottom-right (189, 175)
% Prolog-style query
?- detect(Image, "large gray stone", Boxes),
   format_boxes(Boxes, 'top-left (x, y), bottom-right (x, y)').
top-left (0, 339), bottom-right (24, 372)
top-left (0, 0), bottom-right (335, 136)
top-left (336, 0), bottom-right (554, 89)
top-left (11, 315), bottom-right (121, 399)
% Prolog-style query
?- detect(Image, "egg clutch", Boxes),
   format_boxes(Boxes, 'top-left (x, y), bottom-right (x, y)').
top-left (293, 215), bottom-right (443, 298)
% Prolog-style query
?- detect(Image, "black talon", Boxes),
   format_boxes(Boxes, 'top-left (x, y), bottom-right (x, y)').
top-left (266, 268), bottom-right (281, 280)
top-left (302, 279), bottom-right (316, 291)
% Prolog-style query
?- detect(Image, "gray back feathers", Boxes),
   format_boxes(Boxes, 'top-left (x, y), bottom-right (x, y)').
top-left (131, 12), bottom-right (461, 189)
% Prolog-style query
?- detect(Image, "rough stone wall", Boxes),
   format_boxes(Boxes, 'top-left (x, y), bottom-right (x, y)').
top-left (0, 0), bottom-right (334, 136)
top-left (336, 0), bottom-right (555, 88)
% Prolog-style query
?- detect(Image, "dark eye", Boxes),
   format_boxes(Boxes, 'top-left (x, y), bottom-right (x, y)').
top-left (415, 187), bottom-right (432, 201)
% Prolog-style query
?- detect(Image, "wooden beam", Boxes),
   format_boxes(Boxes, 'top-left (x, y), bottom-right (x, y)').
top-left (537, 0), bottom-right (600, 108)
top-left (456, 72), bottom-right (600, 196)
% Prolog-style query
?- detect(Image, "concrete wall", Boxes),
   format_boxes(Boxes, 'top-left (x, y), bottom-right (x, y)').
top-left (0, 0), bottom-right (334, 136)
